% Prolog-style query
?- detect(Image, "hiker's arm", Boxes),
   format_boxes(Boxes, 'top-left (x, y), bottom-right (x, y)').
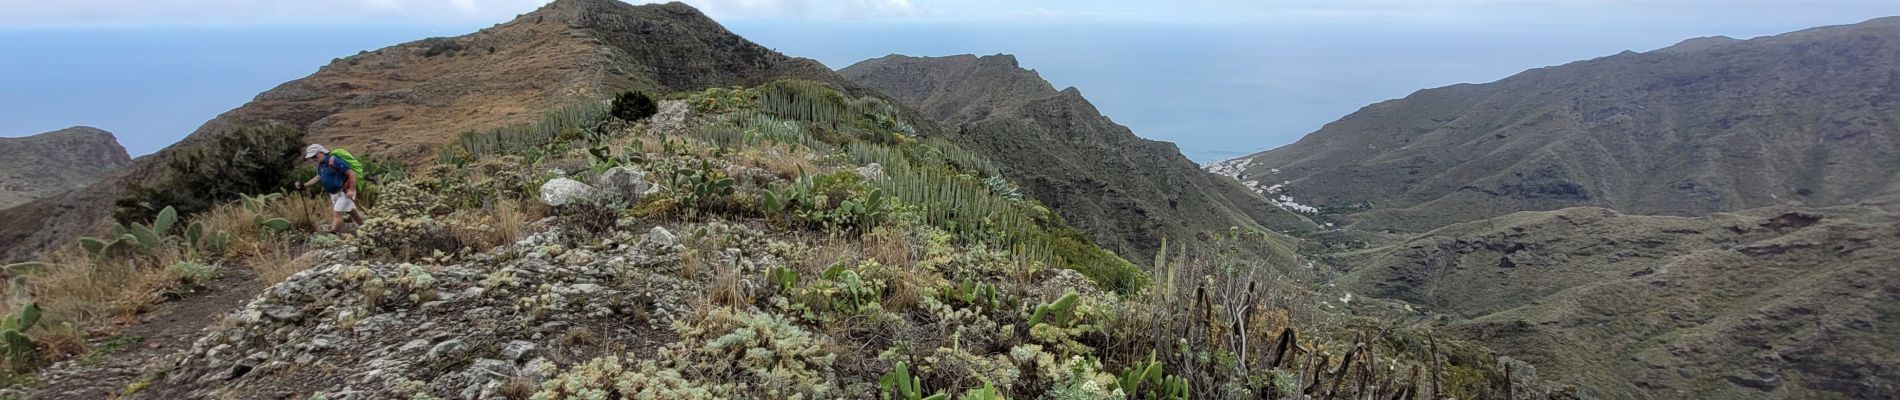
top-left (301, 175), bottom-right (319, 189)
top-left (344, 170), bottom-right (359, 198)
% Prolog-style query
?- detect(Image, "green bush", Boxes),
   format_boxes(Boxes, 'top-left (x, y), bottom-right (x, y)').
top-left (687, 86), bottom-right (757, 114)
top-left (611, 91), bottom-right (659, 122)
top-left (114, 124), bottom-right (303, 224)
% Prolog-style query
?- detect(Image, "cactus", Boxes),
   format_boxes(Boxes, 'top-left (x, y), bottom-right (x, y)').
top-left (81, 206), bottom-right (186, 259)
top-left (668, 159), bottom-right (736, 210)
top-left (836, 189), bottom-right (889, 231)
top-left (1, 302), bottom-right (41, 362)
top-left (1028, 291), bottom-right (1079, 328)
top-left (960, 381), bottom-right (1009, 400)
top-left (185, 221), bottom-right (205, 247)
top-left (767, 266), bottom-right (799, 293)
top-left (2, 263), bottom-right (43, 276)
top-left (78, 237), bottom-right (107, 255)
top-left (258, 217), bottom-right (291, 232)
top-left (1117, 351), bottom-right (1189, 400)
top-left (152, 206), bottom-right (177, 237)
top-left (240, 193), bottom-right (278, 213)
top-left (78, 234), bottom-right (138, 260)
top-left (878, 361), bottom-right (946, 400)
top-left (206, 230), bottom-right (233, 254)
top-left (945, 279), bottom-right (1002, 310)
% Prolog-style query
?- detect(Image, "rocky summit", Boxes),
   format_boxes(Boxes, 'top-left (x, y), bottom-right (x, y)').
top-left (0, 127), bottom-right (130, 210)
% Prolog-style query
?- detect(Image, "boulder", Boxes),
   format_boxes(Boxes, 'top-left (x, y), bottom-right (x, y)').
top-left (597, 167), bottom-right (658, 201)
top-left (426, 339), bottom-right (468, 362)
top-left (501, 341), bottom-right (538, 362)
top-left (538, 178), bottom-right (596, 207)
top-left (646, 227), bottom-right (677, 247)
top-left (648, 100), bottom-right (691, 134)
top-left (855, 163), bottom-right (885, 181)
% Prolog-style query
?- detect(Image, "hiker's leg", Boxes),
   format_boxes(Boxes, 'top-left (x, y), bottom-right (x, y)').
top-left (349, 209), bottom-right (366, 224)
top-left (329, 209), bottom-right (344, 232)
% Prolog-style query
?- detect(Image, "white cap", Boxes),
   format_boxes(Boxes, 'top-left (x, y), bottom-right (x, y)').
top-left (303, 144), bottom-right (329, 159)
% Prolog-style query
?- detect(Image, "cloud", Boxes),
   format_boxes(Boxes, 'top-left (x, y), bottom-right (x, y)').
top-left (0, 0), bottom-right (925, 26)
top-left (0, 0), bottom-right (1892, 26)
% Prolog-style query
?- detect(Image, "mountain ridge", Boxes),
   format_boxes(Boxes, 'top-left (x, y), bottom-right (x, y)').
top-left (1213, 15), bottom-right (1900, 232)
top-left (0, 0), bottom-right (857, 262)
top-left (0, 126), bottom-right (131, 211)
top-left (842, 53), bottom-right (1316, 264)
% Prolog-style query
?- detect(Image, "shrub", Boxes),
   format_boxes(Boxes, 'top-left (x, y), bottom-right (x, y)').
top-left (115, 124), bottom-right (303, 224)
top-left (418, 37), bottom-right (463, 57)
top-left (686, 86), bottom-right (757, 114)
top-left (611, 91), bottom-right (659, 122)
top-left (353, 215), bottom-right (460, 261)
top-left (555, 195), bottom-right (624, 245)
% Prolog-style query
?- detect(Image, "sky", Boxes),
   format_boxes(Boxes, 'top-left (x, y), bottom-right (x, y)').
top-left (3, 1), bottom-right (1899, 161)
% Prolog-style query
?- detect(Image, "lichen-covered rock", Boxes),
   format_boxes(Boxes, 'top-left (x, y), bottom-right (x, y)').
top-left (855, 163), bottom-right (885, 181)
top-left (539, 178), bottom-right (596, 206)
top-left (597, 166), bottom-right (659, 201)
top-left (647, 226), bottom-right (677, 247)
top-left (648, 100), bottom-right (691, 135)
top-left (154, 219), bottom-right (700, 399)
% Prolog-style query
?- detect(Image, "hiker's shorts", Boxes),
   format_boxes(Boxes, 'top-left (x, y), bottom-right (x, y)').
top-left (330, 192), bottom-right (357, 213)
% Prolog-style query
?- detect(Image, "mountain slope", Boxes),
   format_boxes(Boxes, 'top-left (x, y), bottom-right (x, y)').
top-left (1328, 206), bottom-right (1900, 399)
top-left (841, 54), bottom-right (1314, 264)
top-left (1214, 17), bottom-right (1900, 232)
top-left (0, 0), bottom-right (849, 262)
top-left (0, 127), bottom-right (130, 210)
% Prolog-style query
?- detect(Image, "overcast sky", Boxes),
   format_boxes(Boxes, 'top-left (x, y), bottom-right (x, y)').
top-left (3, 1), bottom-right (1899, 161)
top-left (6, 0), bottom-right (1897, 27)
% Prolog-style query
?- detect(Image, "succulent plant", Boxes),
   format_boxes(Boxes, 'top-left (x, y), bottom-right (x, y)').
top-left (1, 302), bottom-right (41, 362)
top-left (879, 362), bottom-right (946, 400)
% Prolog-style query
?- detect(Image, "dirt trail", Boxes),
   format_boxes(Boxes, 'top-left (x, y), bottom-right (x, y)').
top-left (30, 267), bottom-right (265, 399)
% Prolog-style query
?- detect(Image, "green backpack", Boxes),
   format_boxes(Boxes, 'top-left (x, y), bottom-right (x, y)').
top-left (327, 149), bottom-right (364, 174)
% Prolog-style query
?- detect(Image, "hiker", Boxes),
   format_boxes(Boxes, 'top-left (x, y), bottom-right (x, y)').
top-left (298, 144), bottom-right (365, 232)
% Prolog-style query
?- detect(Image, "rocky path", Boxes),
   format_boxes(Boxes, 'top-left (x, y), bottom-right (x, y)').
top-left (29, 267), bottom-right (265, 399)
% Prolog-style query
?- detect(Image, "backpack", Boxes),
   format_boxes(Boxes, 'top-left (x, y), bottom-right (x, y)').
top-left (327, 149), bottom-right (364, 174)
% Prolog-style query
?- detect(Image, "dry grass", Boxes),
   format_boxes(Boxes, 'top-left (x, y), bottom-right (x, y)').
top-left (799, 235), bottom-right (857, 276)
top-left (559, 326), bottom-right (598, 348)
top-left (865, 226), bottom-right (913, 271)
top-left (707, 260), bottom-right (750, 308)
top-left (2, 244), bottom-right (195, 370)
top-left (678, 248), bottom-right (707, 280)
top-left (875, 264), bottom-right (936, 314)
top-left (197, 193), bottom-right (327, 251)
top-left (446, 199), bottom-right (534, 252)
top-left (498, 377), bottom-right (537, 399)
top-left (0, 191), bottom-right (335, 372)
top-left (251, 241), bottom-right (316, 285)
top-left (737, 146), bottom-right (820, 181)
